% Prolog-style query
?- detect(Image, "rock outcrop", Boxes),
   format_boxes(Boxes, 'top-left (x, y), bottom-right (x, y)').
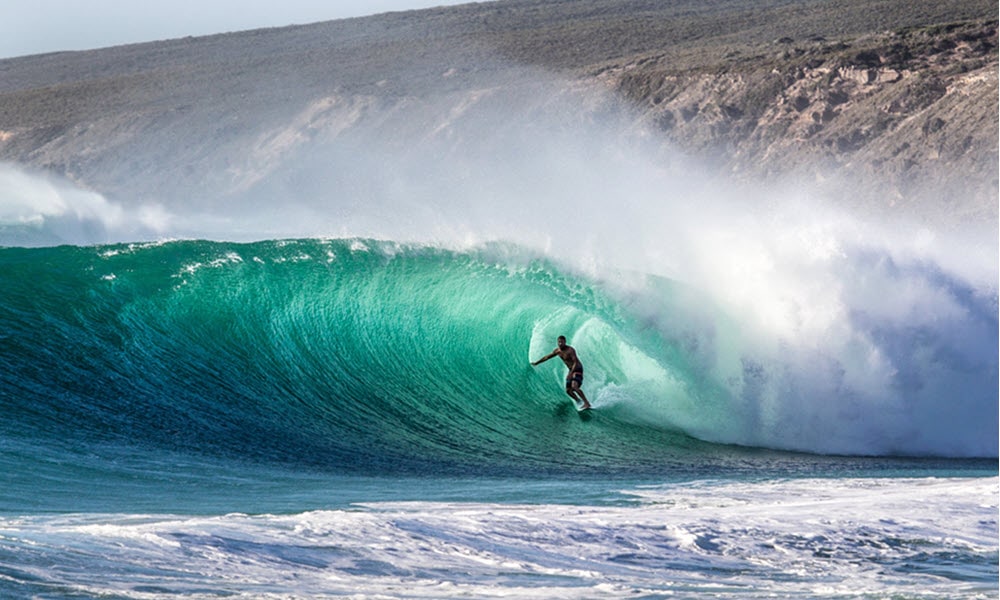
top-left (604, 20), bottom-right (998, 220)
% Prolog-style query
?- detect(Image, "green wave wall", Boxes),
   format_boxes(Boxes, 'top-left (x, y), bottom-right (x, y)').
top-left (3, 237), bottom-right (996, 477)
top-left (0, 239), bottom-right (725, 476)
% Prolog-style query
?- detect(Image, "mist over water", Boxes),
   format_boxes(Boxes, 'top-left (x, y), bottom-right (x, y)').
top-left (1, 73), bottom-right (996, 457)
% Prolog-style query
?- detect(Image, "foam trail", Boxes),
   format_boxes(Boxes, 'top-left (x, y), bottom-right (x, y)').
top-left (0, 478), bottom-right (994, 598)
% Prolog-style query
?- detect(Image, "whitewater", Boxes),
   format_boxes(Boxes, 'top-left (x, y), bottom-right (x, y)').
top-left (1, 72), bottom-right (997, 598)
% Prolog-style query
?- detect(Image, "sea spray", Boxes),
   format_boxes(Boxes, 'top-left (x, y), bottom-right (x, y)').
top-left (1, 70), bottom-right (996, 458)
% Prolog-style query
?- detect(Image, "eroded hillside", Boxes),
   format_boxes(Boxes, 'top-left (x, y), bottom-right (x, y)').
top-left (604, 20), bottom-right (998, 219)
top-left (0, 0), bottom-right (995, 224)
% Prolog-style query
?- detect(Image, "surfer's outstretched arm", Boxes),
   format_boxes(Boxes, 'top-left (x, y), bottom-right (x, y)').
top-left (531, 349), bottom-right (559, 366)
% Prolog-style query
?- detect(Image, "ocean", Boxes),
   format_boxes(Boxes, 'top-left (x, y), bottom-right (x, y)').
top-left (0, 236), bottom-right (996, 599)
top-left (1, 41), bottom-right (999, 593)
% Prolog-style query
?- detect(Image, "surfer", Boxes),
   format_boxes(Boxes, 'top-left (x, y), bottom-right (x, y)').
top-left (531, 335), bottom-right (592, 410)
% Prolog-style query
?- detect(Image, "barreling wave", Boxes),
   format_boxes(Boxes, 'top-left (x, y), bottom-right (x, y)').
top-left (0, 238), bottom-right (996, 478)
top-left (0, 239), bottom-right (708, 477)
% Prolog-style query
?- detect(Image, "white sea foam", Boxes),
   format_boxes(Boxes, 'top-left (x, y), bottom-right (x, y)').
top-left (0, 163), bottom-right (173, 246)
top-left (0, 477), bottom-right (995, 599)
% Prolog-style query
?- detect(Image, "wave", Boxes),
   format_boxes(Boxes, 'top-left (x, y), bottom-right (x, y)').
top-left (0, 239), bottom-right (706, 477)
top-left (1, 238), bottom-right (996, 478)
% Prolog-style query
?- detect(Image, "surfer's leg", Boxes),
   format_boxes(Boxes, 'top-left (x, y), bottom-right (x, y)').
top-left (566, 378), bottom-right (590, 409)
top-left (565, 380), bottom-right (582, 404)
top-left (567, 372), bottom-right (590, 409)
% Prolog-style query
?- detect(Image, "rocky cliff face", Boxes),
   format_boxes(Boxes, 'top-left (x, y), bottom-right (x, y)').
top-left (0, 1), bottom-right (995, 225)
top-left (604, 20), bottom-right (998, 221)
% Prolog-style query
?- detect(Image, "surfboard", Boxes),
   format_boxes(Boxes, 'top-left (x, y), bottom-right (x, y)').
top-left (554, 402), bottom-right (593, 419)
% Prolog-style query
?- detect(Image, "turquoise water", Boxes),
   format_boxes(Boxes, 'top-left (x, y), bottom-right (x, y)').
top-left (0, 238), bottom-right (996, 598)
top-left (2, 239), bottom-right (718, 477)
top-left (3, 238), bottom-right (996, 470)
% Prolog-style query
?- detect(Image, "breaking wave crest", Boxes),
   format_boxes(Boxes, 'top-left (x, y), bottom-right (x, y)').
top-left (0, 238), bottom-right (995, 478)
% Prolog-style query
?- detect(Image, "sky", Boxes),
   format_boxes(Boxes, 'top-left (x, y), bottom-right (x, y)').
top-left (0, 0), bottom-right (477, 59)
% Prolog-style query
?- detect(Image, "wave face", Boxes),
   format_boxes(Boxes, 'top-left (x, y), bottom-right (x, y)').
top-left (1, 238), bottom-right (996, 477)
top-left (0, 239), bottom-right (709, 477)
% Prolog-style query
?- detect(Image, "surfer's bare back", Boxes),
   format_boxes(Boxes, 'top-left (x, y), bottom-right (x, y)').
top-left (531, 335), bottom-right (592, 410)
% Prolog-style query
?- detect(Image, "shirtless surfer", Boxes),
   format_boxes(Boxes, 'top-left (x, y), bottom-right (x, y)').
top-left (531, 335), bottom-right (592, 410)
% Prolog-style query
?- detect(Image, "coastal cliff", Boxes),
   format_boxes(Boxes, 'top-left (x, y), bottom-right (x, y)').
top-left (0, 0), bottom-right (995, 224)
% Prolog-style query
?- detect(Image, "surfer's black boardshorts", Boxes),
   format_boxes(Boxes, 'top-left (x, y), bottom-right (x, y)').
top-left (566, 370), bottom-right (583, 390)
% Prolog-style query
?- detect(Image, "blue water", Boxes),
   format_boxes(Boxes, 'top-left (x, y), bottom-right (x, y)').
top-left (0, 238), bottom-right (996, 598)
top-left (1, 10), bottom-right (998, 588)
